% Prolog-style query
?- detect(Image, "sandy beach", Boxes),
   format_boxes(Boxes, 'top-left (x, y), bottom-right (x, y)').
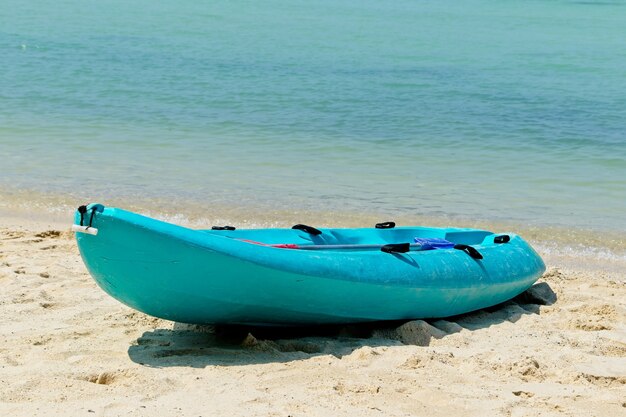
top-left (0, 216), bottom-right (624, 417)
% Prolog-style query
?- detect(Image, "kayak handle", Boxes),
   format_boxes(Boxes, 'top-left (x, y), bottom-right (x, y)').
top-left (381, 243), bottom-right (410, 253)
top-left (375, 221), bottom-right (396, 229)
top-left (212, 226), bottom-right (236, 231)
top-left (454, 244), bottom-right (483, 260)
top-left (494, 235), bottom-right (510, 244)
top-left (292, 224), bottom-right (322, 235)
top-left (72, 224), bottom-right (98, 236)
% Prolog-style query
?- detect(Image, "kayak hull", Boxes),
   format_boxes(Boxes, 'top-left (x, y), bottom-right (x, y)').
top-left (75, 205), bottom-right (545, 325)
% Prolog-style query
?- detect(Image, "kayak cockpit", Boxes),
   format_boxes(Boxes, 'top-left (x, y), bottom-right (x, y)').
top-left (201, 227), bottom-right (494, 247)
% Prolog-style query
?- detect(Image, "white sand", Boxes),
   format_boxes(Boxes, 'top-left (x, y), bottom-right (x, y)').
top-left (0, 218), bottom-right (624, 416)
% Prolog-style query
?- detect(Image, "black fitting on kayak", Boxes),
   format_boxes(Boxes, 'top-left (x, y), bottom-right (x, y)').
top-left (375, 221), bottom-right (396, 229)
top-left (292, 224), bottom-right (322, 235)
top-left (78, 205), bottom-right (87, 226)
top-left (211, 226), bottom-right (236, 231)
top-left (494, 235), bottom-right (510, 244)
top-left (454, 244), bottom-right (483, 260)
top-left (381, 243), bottom-right (410, 253)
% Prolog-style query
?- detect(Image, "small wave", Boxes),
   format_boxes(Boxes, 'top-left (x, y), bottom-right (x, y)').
top-left (535, 242), bottom-right (626, 263)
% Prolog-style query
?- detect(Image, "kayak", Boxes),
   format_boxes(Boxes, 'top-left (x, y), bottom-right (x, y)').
top-left (73, 204), bottom-right (545, 326)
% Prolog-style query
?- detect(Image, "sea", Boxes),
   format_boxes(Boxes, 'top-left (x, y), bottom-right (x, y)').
top-left (1, 0), bottom-right (625, 263)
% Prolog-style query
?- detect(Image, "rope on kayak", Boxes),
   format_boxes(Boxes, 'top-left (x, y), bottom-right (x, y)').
top-left (375, 221), bottom-right (396, 229)
top-left (78, 205), bottom-right (87, 226)
top-left (212, 226), bottom-right (236, 231)
top-left (77, 205), bottom-right (98, 230)
top-left (86, 206), bottom-right (97, 230)
top-left (494, 235), bottom-right (510, 243)
top-left (292, 224), bottom-right (322, 235)
top-left (453, 244), bottom-right (483, 260)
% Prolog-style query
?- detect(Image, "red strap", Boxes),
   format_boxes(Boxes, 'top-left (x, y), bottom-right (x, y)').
top-left (239, 239), bottom-right (268, 246)
top-left (238, 239), bottom-right (299, 249)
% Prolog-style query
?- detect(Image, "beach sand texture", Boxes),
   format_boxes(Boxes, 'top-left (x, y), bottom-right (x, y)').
top-left (1, 219), bottom-right (624, 417)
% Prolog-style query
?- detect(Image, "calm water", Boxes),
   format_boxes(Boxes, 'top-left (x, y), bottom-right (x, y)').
top-left (1, 0), bottom-right (625, 233)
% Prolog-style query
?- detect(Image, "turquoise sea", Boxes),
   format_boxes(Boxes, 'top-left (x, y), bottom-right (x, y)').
top-left (1, 1), bottom-right (625, 248)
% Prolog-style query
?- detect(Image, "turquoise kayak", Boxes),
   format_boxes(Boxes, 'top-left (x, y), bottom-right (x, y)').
top-left (73, 204), bottom-right (545, 326)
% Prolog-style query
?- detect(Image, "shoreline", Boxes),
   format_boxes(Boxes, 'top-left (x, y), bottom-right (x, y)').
top-left (2, 183), bottom-right (625, 234)
top-left (2, 189), bottom-right (625, 275)
top-left (1, 217), bottom-right (625, 416)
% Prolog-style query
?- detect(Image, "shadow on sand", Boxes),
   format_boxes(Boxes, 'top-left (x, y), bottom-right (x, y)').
top-left (127, 282), bottom-right (556, 368)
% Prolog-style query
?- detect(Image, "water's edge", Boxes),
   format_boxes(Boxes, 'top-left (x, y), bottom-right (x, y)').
top-left (3, 186), bottom-right (624, 275)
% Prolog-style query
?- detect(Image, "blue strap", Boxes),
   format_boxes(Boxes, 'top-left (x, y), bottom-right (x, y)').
top-left (413, 237), bottom-right (455, 250)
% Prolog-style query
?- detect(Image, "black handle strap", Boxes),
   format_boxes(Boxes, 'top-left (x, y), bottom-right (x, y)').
top-left (494, 235), bottom-right (510, 244)
top-left (381, 243), bottom-right (410, 253)
top-left (77, 204), bottom-right (104, 228)
top-left (375, 221), bottom-right (396, 229)
top-left (212, 226), bottom-right (236, 231)
top-left (454, 244), bottom-right (483, 260)
top-left (78, 205), bottom-right (87, 226)
top-left (87, 206), bottom-right (97, 229)
top-left (292, 224), bottom-right (322, 235)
